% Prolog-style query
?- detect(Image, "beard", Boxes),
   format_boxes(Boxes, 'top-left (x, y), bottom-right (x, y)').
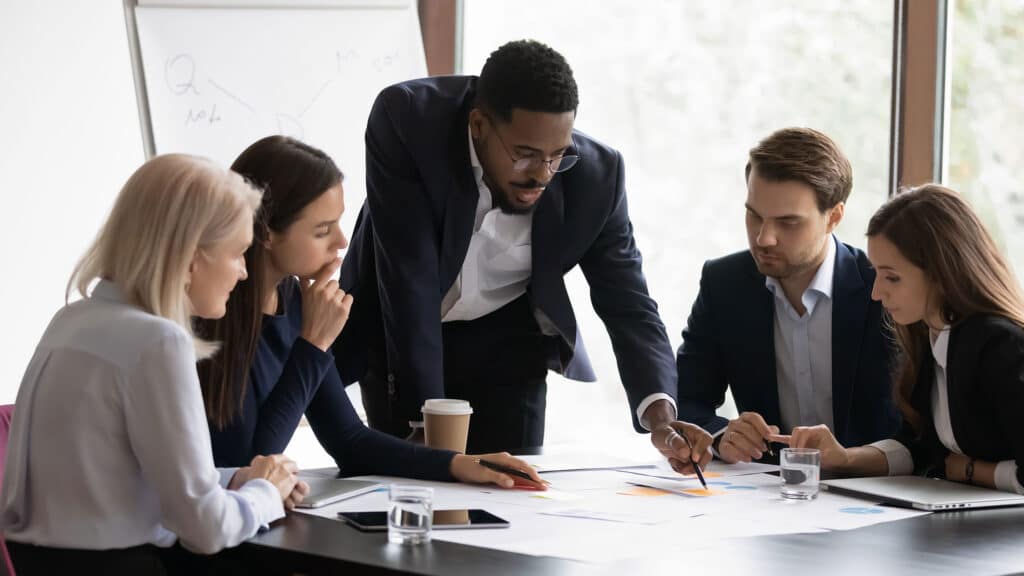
top-left (752, 248), bottom-right (822, 280)
top-left (485, 176), bottom-right (546, 215)
top-left (493, 189), bottom-right (539, 214)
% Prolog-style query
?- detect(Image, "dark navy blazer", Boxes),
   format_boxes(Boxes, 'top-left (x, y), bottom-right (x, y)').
top-left (895, 315), bottom-right (1024, 486)
top-left (676, 241), bottom-right (901, 447)
top-left (336, 76), bottom-right (677, 429)
top-left (209, 279), bottom-right (454, 480)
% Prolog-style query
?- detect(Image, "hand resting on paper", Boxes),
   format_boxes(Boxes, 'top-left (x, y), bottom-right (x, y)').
top-left (450, 452), bottom-right (547, 490)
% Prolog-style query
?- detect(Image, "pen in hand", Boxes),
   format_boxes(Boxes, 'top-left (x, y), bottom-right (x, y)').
top-left (678, 432), bottom-right (708, 490)
top-left (475, 458), bottom-right (549, 488)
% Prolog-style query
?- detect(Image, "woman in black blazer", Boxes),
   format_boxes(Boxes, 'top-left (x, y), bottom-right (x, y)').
top-left (785, 184), bottom-right (1024, 494)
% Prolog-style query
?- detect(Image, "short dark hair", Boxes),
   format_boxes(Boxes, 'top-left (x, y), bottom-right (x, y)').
top-left (476, 40), bottom-right (578, 122)
top-left (745, 127), bottom-right (853, 211)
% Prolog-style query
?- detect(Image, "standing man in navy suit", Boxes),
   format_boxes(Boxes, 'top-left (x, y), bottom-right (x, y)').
top-left (337, 40), bottom-right (711, 469)
top-left (677, 127), bottom-right (901, 464)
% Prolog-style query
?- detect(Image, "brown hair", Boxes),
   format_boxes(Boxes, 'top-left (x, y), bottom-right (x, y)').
top-left (196, 136), bottom-right (342, 428)
top-left (745, 127), bottom-right (853, 211)
top-left (866, 184), bottom-right (1024, 432)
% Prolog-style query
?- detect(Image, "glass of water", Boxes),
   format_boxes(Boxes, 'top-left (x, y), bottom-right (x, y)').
top-left (388, 484), bottom-right (433, 545)
top-left (780, 448), bottom-right (821, 500)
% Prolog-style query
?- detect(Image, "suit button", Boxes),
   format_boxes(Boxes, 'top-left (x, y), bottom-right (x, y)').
top-left (387, 373), bottom-right (396, 395)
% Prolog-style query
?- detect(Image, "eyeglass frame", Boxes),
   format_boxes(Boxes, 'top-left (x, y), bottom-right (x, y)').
top-left (483, 114), bottom-right (581, 174)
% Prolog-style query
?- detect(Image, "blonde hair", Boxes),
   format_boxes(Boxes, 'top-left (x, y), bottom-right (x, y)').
top-left (68, 154), bottom-right (262, 359)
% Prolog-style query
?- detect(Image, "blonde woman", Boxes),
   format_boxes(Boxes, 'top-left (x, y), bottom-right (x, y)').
top-left (783, 185), bottom-right (1024, 494)
top-left (1, 155), bottom-right (305, 574)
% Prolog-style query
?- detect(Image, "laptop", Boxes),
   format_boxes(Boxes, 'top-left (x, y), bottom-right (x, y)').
top-left (822, 475), bottom-right (1024, 511)
top-left (294, 476), bottom-right (382, 509)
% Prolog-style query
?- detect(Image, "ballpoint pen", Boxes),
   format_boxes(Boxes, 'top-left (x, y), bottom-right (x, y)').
top-left (678, 433), bottom-right (708, 490)
top-left (475, 458), bottom-right (549, 488)
top-left (767, 433), bottom-right (791, 458)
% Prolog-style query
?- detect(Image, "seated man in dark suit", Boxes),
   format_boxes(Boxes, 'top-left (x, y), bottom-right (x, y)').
top-left (337, 40), bottom-right (711, 471)
top-left (677, 127), bottom-right (901, 463)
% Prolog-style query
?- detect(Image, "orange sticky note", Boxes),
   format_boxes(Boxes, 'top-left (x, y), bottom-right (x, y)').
top-left (682, 471), bottom-right (722, 479)
top-left (682, 488), bottom-right (727, 497)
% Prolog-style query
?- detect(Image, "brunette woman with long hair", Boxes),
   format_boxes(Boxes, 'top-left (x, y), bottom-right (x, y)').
top-left (784, 184), bottom-right (1024, 494)
top-left (196, 136), bottom-right (545, 488)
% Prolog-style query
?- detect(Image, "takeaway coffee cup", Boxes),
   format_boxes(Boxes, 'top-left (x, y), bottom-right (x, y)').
top-left (421, 399), bottom-right (473, 453)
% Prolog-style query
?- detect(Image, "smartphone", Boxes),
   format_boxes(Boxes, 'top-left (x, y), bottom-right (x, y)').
top-left (338, 509), bottom-right (510, 531)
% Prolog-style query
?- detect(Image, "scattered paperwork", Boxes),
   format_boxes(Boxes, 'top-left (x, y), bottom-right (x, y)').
top-left (291, 466), bottom-right (929, 565)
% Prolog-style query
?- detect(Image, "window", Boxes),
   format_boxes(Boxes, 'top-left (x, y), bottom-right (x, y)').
top-left (947, 0), bottom-right (1024, 274)
top-left (462, 0), bottom-right (894, 443)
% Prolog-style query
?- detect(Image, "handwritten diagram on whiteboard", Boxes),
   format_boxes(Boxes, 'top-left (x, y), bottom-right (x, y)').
top-left (135, 4), bottom-right (427, 235)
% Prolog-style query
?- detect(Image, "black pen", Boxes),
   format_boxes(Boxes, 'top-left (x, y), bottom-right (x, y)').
top-left (475, 458), bottom-right (549, 486)
top-left (678, 433), bottom-right (709, 490)
top-left (767, 433), bottom-right (790, 458)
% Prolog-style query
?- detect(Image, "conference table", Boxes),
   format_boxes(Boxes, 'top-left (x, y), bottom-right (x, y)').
top-left (241, 447), bottom-right (1024, 575)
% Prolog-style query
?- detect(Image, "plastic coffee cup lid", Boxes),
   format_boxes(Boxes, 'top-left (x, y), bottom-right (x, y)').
top-left (421, 399), bottom-right (473, 415)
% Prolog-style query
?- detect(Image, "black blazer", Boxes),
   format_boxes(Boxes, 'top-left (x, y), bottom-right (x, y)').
top-left (895, 315), bottom-right (1024, 487)
top-left (336, 76), bottom-right (677, 428)
top-left (676, 241), bottom-right (901, 447)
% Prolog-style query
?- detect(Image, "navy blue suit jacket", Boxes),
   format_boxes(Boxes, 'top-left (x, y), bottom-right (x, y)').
top-left (676, 241), bottom-right (901, 447)
top-left (895, 315), bottom-right (1024, 485)
top-left (336, 76), bottom-right (677, 430)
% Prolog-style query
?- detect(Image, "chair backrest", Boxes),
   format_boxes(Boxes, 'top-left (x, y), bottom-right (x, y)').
top-left (0, 404), bottom-right (15, 576)
top-left (0, 404), bottom-right (12, 471)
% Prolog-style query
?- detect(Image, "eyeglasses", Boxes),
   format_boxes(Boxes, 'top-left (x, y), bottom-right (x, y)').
top-left (485, 116), bottom-right (580, 174)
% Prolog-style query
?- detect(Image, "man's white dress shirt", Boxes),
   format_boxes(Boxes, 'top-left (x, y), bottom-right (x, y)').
top-left (766, 236), bottom-right (837, 434)
top-left (438, 127), bottom-right (673, 427)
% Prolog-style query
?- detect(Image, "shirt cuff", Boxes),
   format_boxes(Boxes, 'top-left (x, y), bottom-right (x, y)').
top-left (710, 426), bottom-right (728, 459)
top-left (237, 478), bottom-right (286, 528)
top-left (218, 467), bottom-right (240, 489)
top-left (869, 439), bottom-right (914, 475)
top-left (636, 393), bottom-right (676, 431)
top-left (994, 460), bottom-right (1024, 494)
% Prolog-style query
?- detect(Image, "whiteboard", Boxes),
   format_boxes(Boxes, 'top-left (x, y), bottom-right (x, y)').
top-left (132, 2), bottom-right (427, 235)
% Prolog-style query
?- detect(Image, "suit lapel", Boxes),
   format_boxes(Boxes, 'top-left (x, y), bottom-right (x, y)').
top-left (745, 256), bottom-right (782, 427)
top-left (438, 109), bottom-right (482, 295)
top-left (830, 241), bottom-right (867, 440)
top-left (530, 177), bottom-right (576, 357)
top-left (944, 321), bottom-right (978, 455)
